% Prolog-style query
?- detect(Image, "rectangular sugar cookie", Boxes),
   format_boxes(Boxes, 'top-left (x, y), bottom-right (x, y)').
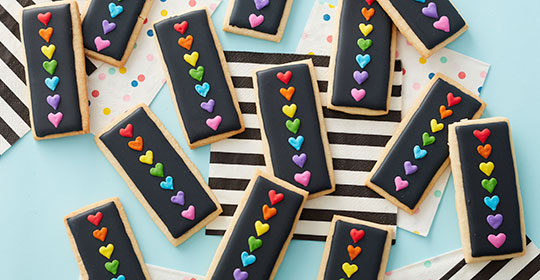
top-left (206, 170), bottom-right (308, 280)
top-left (449, 117), bottom-right (526, 263)
top-left (253, 59), bottom-right (335, 199)
top-left (327, 0), bottom-right (396, 116)
top-left (318, 215), bottom-right (393, 280)
top-left (377, 0), bottom-right (468, 57)
top-left (153, 8), bottom-right (245, 149)
top-left (95, 104), bottom-right (222, 246)
top-left (222, 0), bottom-right (293, 42)
top-left (365, 73), bottom-right (485, 214)
top-left (64, 197), bottom-right (150, 279)
top-left (81, 0), bottom-right (153, 67)
top-left (20, 1), bottom-right (89, 140)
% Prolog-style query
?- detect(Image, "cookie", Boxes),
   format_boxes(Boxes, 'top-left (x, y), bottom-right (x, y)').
top-left (64, 197), bottom-right (150, 279)
top-left (365, 73), bottom-right (486, 214)
top-left (222, 0), bottom-right (293, 42)
top-left (206, 170), bottom-right (308, 280)
top-left (327, 0), bottom-right (397, 116)
top-left (95, 104), bottom-right (222, 246)
top-left (80, 0), bottom-right (153, 67)
top-left (317, 215), bottom-right (393, 280)
top-left (449, 117), bottom-right (526, 263)
top-left (153, 8), bottom-right (245, 149)
top-left (252, 59), bottom-right (335, 199)
top-left (20, 1), bottom-right (89, 140)
top-left (377, 0), bottom-right (468, 57)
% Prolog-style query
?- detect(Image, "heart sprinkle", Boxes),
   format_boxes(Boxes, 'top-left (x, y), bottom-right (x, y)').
top-left (160, 176), bottom-right (174, 190)
top-left (240, 251), bottom-right (256, 267)
top-left (248, 14), bottom-right (264, 28)
top-left (255, 220), bottom-right (270, 236)
top-left (170, 191), bottom-right (185, 206)
top-left (280, 87), bottom-right (295, 101)
top-left (139, 150), bottom-right (153, 165)
top-left (353, 70), bottom-right (369, 85)
top-left (48, 112), bottom-right (63, 128)
top-left (488, 233), bottom-right (506, 248)
top-left (422, 2), bottom-right (438, 19)
top-left (473, 128), bottom-right (491, 143)
top-left (46, 94), bottom-right (61, 110)
top-left (285, 118), bottom-right (301, 134)
top-left (233, 268), bottom-right (249, 280)
top-left (201, 99), bottom-right (215, 113)
top-left (282, 104), bottom-right (297, 118)
top-left (99, 244), bottom-right (114, 259)
top-left (292, 153), bottom-right (307, 168)
top-left (484, 195), bottom-right (500, 211)
top-left (276, 71), bottom-right (292, 84)
top-left (189, 66), bottom-right (205, 81)
top-left (487, 214), bottom-right (503, 229)
top-left (174, 21), bottom-right (188, 34)
top-left (119, 123), bottom-right (133, 138)
top-left (351, 88), bottom-right (366, 102)
top-left (178, 35), bottom-right (194, 50)
top-left (248, 236), bottom-right (263, 252)
top-left (102, 20), bottom-right (116, 34)
top-left (87, 212), bottom-right (103, 226)
top-left (93, 227), bottom-right (108, 241)
top-left (294, 171), bottom-right (311, 187)
top-left (347, 245), bottom-right (362, 261)
top-left (254, 0), bottom-right (270, 10)
top-left (350, 228), bottom-right (365, 243)
top-left (94, 36), bottom-right (111, 52)
top-left (430, 119), bottom-right (444, 133)
top-left (268, 190), bottom-right (284, 205)
top-left (288, 135), bottom-right (304, 151)
top-left (394, 176), bottom-right (409, 191)
top-left (128, 136), bottom-right (143, 151)
top-left (447, 93), bottom-right (462, 107)
top-left (181, 205), bottom-right (196, 220)
top-left (439, 105), bottom-right (453, 119)
top-left (150, 162), bottom-right (164, 177)
top-left (477, 144), bottom-right (492, 159)
top-left (206, 115), bottom-right (222, 131)
top-left (104, 259), bottom-right (119, 274)
top-left (195, 82), bottom-right (210, 97)
top-left (262, 204), bottom-right (277, 220)
top-left (479, 161), bottom-right (495, 176)
top-left (404, 161), bottom-right (418, 175)
top-left (433, 16), bottom-right (450, 32)
top-left (342, 262), bottom-right (359, 278)
top-left (422, 132), bottom-right (436, 146)
top-left (413, 145), bottom-right (428, 159)
top-left (37, 12), bottom-right (52, 26)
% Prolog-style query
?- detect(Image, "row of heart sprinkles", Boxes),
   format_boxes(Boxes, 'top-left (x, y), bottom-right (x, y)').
top-left (174, 20), bottom-right (222, 132)
top-left (248, 0), bottom-right (270, 28)
top-left (393, 92), bottom-right (462, 192)
top-left (37, 11), bottom-right (63, 128)
top-left (351, 0), bottom-right (375, 103)
top-left (86, 211), bottom-right (124, 278)
top-left (414, 0), bottom-right (451, 33)
top-left (94, 1), bottom-right (124, 52)
top-left (232, 190), bottom-right (284, 280)
top-left (340, 228), bottom-right (366, 279)
top-left (473, 127), bottom-right (506, 249)
top-left (119, 123), bottom-right (196, 221)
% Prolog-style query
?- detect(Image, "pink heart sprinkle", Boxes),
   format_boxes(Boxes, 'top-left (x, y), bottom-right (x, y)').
top-left (351, 88), bottom-right (366, 102)
top-left (394, 176), bottom-right (409, 191)
top-left (94, 36), bottom-right (111, 52)
top-left (248, 13), bottom-right (264, 28)
top-left (294, 171), bottom-right (311, 187)
top-left (181, 205), bottom-right (195, 220)
top-left (47, 112), bottom-right (63, 128)
top-left (488, 233), bottom-right (506, 248)
top-left (433, 16), bottom-right (450, 32)
top-left (206, 115), bottom-right (222, 131)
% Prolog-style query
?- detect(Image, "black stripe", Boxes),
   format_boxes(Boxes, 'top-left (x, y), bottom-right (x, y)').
top-left (333, 158), bottom-right (375, 172)
top-left (327, 132), bottom-right (391, 147)
top-left (323, 107), bottom-right (401, 122)
top-left (0, 117), bottom-right (20, 145)
top-left (224, 51), bottom-right (330, 67)
top-left (512, 252), bottom-right (540, 280)
top-left (205, 229), bottom-right (226, 236)
top-left (208, 177), bottom-right (250, 190)
top-left (0, 41), bottom-right (26, 84)
top-left (330, 184), bottom-right (384, 198)
top-left (210, 152), bottom-right (265, 165)
top-left (394, 60), bottom-right (402, 72)
top-left (439, 259), bottom-right (466, 280)
top-left (85, 57), bottom-right (97, 76)
top-left (239, 102), bottom-right (256, 114)
top-left (16, 0), bottom-right (35, 7)
top-left (471, 259), bottom-right (511, 280)
top-left (230, 128), bottom-right (261, 140)
top-left (232, 76), bottom-right (328, 92)
top-left (318, 81), bottom-right (328, 93)
top-left (291, 234), bottom-right (326, 241)
top-left (392, 85), bottom-right (402, 97)
top-left (0, 5), bottom-right (20, 40)
top-left (0, 80), bottom-right (30, 126)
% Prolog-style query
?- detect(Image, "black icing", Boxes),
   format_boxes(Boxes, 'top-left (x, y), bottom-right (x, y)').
top-left (324, 220), bottom-right (388, 280)
top-left (331, 0), bottom-right (393, 109)
top-left (256, 63), bottom-right (332, 195)
top-left (22, 4), bottom-right (83, 137)
top-left (99, 107), bottom-right (218, 238)
top-left (456, 121), bottom-right (523, 257)
top-left (153, 10), bottom-right (242, 143)
top-left (371, 78), bottom-right (482, 209)
top-left (388, 0), bottom-right (466, 50)
top-left (66, 201), bottom-right (146, 278)
top-left (228, 0), bottom-right (288, 35)
top-left (82, 0), bottom-right (146, 60)
top-left (211, 176), bottom-right (304, 280)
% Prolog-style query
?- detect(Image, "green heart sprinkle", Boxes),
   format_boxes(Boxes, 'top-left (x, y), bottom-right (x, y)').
top-left (482, 178), bottom-right (498, 193)
top-left (43, 60), bottom-right (58, 75)
top-left (189, 66), bottom-right (205, 82)
top-left (357, 38), bottom-right (373, 51)
top-left (104, 259), bottom-right (119, 275)
top-left (285, 118), bottom-right (301, 134)
top-left (248, 236), bottom-right (263, 252)
top-left (150, 162), bottom-right (164, 177)
top-left (422, 132), bottom-right (436, 146)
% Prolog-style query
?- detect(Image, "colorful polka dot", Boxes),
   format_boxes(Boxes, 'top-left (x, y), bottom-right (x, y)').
top-left (395, 50), bottom-right (399, 58)
top-left (458, 71), bottom-right (466, 79)
top-left (147, 29), bottom-right (154, 37)
top-left (428, 72), bottom-right (435, 79)
top-left (413, 230), bottom-right (420, 234)
top-left (302, 32), bottom-right (308, 39)
top-left (326, 35), bottom-right (332, 43)
top-left (402, 68), bottom-right (406, 75)
top-left (123, 94), bottom-right (131, 102)
top-left (137, 74), bottom-right (145, 82)
top-left (323, 14), bottom-right (330, 21)
top-left (434, 190), bottom-right (442, 197)
top-left (406, 40), bottom-right (412, 46)
top-left (413, 82), bottom-right (421, 90)
top-left (144, 18), bottom-right (148, 24)
top-left (385, 271), bottom-right (393, 276)
top-left (424, 260), bottom-right (432, 268)
top-left (91, 90), bottom-right (99, 98)
top-left (209, 3), bottom-right (218, 11)
top-left (131, 80), bottom-right (139, 87)
top-left (103, 107), bottom-right (111, 115)
top-left (308, 51), bottom-right (315, 55)
top-left (119, 67), bottom-right (127, 74)
top-left (189, 0), bottom-right (196, 7)
top-left (480, 71), bottom-right (487, 78)
top-left (328, 4), bottom-right (335, 8)
top-left (419, 57), bottom-right (427, 64)
top-left (440, 56), bottom-right (447, 63)
top-left (161, 10), bottom-right (168, 16)
top-left (160, 0), bottom-right (167, 2)
top-left (98, 73), bottom-right (106, 80)
top-left (108, 68), bottom-right (115, 75)
top-left (478, 86), bottom-right (483, 93)
top-left (147, 54), bottom-right (154, 61)
top-left (414, 207), bottom-right (420, 214)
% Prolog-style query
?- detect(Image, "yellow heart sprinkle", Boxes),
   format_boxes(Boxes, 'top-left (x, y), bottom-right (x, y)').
top-left (254, 220), bottom-right (270, 237)
top-left (183, 51), bottom-right (199, 67)
top-left (99, 244), bottom-right (114, 259)
top-left (359, 23), bottom-right (373, 37)
top-left (430, 119), bottom-right (444, 133)
top-left (479, 162), bottom-right (494, 176)
top-left (342, 262), bottom-right (358, 278)
top-left (139, 150), bottom-right (153, 165)
top-left (41, 44), bottom-right (56, 60)
top-left (282, 104), bottom-right (297, 118)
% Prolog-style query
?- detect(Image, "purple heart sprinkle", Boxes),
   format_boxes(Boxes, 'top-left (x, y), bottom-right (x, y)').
top-left (353, 70), bottom-right (369, 85)
top-left (292, 153), bottom-right (307, 168)
top-left (233, 268), bottom-right (249, 280)
top-left (201, 99), bottom-right (215, 113)
top-left (422, 2), bottom-right (438, 19)
top-left (254, 0), bottom-right (270, 10)
top-left (46, 94), bottom-right (61, 110)
top-left (486, 214), bottom-right (503, 230)
top-left (403, 161), bottom-right (418, 175)
top-left (102, 20), bottom-right (117, 35)
top-left (170, 191), bottom-right (185, 206)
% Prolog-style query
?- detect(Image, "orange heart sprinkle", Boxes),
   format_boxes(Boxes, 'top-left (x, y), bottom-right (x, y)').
top-left (347, 245), bottom-right (362, 261)
top-left (477, 144), bottom-right (492, 159)
top-left (178, 35), bottom-right (193, 50)
top-left (361, 7), bottom-right (375, 21)
top-left (262, 204), bottom-right (277, 220)
top-left (39, 27), bottom-right (53, 43)
top-left (280, 87), bottom-right (295, 101)
top-left (93, 227), bottom-right (108, 242)
top-left (128, 136), bottom-right (143, 151)
top-left (439, 105), bottom-right (453, 119)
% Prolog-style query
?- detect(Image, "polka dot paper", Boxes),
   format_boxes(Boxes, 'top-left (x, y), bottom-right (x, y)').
top-left (296, 1), bottom-right (491, 237)
top-left (87, 0), bottom-right (222, 134)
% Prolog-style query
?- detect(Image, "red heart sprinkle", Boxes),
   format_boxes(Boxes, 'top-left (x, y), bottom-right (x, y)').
top-left (447, 93), bottom-right (462, 107)
top-left (365, 0), bottom-right (376, 5)
top-left (87, 212), bottom-right (103, 226)
top-left (174, 21), bottom-right (188, 35)
top-left (268, 190), bottom-right (284, 205)
top-left (119, 123), bottom-right (133, 138)
top-left (37, 12), bottom-right (51, 26)
top-left (473, 128), bottom-right (491, 144)
top-left (276, 71), bottom-right (292, 84)
top-left (350, 228), bottom-right (365, 243)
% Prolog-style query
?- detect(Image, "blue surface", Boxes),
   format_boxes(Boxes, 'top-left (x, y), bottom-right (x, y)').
top-left (1, 0), bottom-right (539, 278)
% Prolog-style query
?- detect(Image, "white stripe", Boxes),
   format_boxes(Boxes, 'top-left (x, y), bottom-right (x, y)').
top-left (324, 117), bottom-right (398, 136)
top-left (330, 144), bottom-right (384, 161)
top-left (304, 195), bottom-right (396, 213)
top-left (294, 220), bottom-right (331, 236)
top-left (490, 242), bottom-right (540, 280)
top-left (208, 164), bottom-right (266, 179)
top-left (393, 71), bottom-right (403, 85)
top-left (0, 59), bottom-right (29, 106)
top-left (450, 259), bottom-right (490, 280)
top-left (0, 135), bottom-right (11, 155)
top-left (0, 97), bottom-right (29, 137)
top-left (334, 169), bottom-right (369, 186)
top-left (228, 62), bottom-right (329, 79)
top-left (241, 114), bottom-right (261, 129)
top-left (532, 270), bottom-right (540, 280)
top-left (0, 0), bottom-right (23, 19)
top-left (0, 22), bottom-right (24, 62)
top-left (235, 88), bottom-right (255, 103)
top-left (210, 138), bottom-right (264, 154)
top-left (206, 215), bottom-right (233, 231)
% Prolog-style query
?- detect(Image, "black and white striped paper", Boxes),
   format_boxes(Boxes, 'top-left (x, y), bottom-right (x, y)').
top-left (206, 51), bottom-right (402, 241)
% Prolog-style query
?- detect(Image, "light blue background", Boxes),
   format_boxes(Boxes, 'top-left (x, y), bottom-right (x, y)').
top-left (1, 0), bottom-right (539, 278)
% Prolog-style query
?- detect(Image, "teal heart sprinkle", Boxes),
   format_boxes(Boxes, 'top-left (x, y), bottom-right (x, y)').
top-left (355, 54), bottom-right (371, 69)
top-left (288, 135), bottom-right (304, 151)
top-left (484, 195), bottom-right (500, 211)
top-left (108, 3), bottom-right (124, 18)
top-left (195, 82), bottom-right (210, 97)
top-left (160, 176), bottom-right (174, 190)
top-left (240, 251), bottom-right (256, 267)
top-left (45, 76), bottom-right (59, 91)
top-left (413, 145), bottom-right (427, 159)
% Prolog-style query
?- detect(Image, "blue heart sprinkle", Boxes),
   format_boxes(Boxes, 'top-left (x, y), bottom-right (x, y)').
top-left (484, 195), bottom-right (500, 211)
top-left (355, 54), bottom-right (371, 69)
top-left (160, 176), bottom-right (174, 190)
top-left (241, 251), bottom-right (256, 267)
top-left (108, 3), bottom-right (124, 18)
top-left (45, 76), bottom-right (59, 91)
top-left (413, 145), bottom-right (427, 159)
top-left (111, 275), bottom-right (125, 280)
top-left (195, 82), bottom-right (210, 97)
top-left (415, 0), bottom-right (426, 3)
top-left (288, 135), bottom-right (304, 151)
